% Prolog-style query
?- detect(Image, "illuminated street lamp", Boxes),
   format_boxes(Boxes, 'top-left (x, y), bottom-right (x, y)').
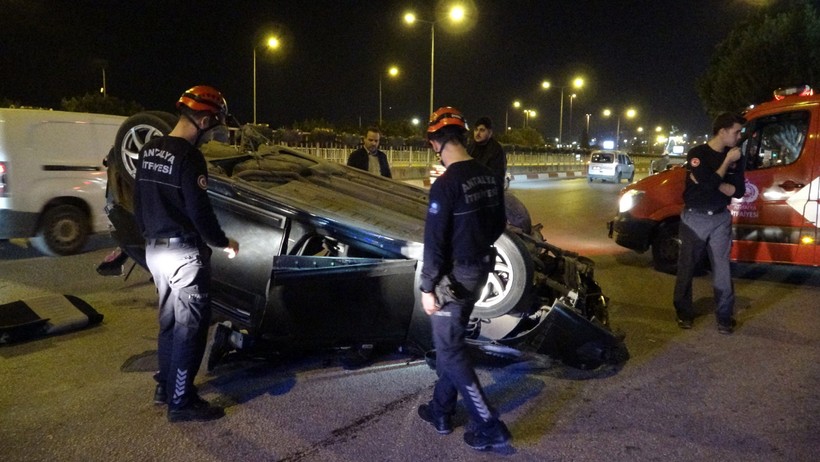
top-left (253, 35), bottom-right (281, 124)
top-left (603, 107), bottom-right (637, 149)
top-left (541, 77), bottom-right (584, 145)
top-left (403, 5), bottom-right (466, 116)
top-left (505, 100), bottom-right (521, 132)
top-left (523, 109), bottom-right (537, 128)
top-left (379, 65), bottom-right (400, 124)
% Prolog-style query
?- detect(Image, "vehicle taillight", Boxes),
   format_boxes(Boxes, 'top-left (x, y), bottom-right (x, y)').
top-left (773, 85), bottom-right (813, 100)
top-left (0, 161), bottom-right (7, 196)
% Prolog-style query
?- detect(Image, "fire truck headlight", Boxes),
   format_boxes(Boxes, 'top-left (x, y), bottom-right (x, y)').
top-left (619, 190), bottom-right (644, 213)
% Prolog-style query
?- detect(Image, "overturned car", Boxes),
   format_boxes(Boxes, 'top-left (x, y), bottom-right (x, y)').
top-left (106, 112), bottom-right (627, 369)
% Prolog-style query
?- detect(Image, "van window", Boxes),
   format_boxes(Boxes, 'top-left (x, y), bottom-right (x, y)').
top-left (591, 153), bottom-right (614, 163)
top-left (743, 110), bottom-right (809, 170)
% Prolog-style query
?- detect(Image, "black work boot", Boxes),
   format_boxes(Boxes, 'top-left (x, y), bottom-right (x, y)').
top-left (417, 403), bottom-right (453, 435)
top-left (464, 420), bottom-right (512, 451)
top-left (167, 395), bottom-right (224, 423)
top-left (153, 383), bottom-right (167, 405)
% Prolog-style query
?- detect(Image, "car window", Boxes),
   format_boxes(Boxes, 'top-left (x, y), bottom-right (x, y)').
top-left (742, 110), bottom-right (809, 170)
top-left (592, 153), bottom-right (613, 163)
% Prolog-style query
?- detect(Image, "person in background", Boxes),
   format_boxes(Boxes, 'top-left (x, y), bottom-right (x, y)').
top-left (134, 85), bottom-right (239, 422)
top-left (468, 116), bottom-right (507, 183)
top-left (346, 126), bottom-right (392, 177)
top-left (674, 111), bottom-right (746, 334)
top-left (417, 106), bottom-right (511, 451)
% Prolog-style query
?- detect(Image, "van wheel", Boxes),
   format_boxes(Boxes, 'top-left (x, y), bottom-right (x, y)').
top-left (30, 204), bottom-right (90, 256)
top-left (472, 232), bottom-right (535, 319)
top-left (651, 221), bottom-right (680, 274)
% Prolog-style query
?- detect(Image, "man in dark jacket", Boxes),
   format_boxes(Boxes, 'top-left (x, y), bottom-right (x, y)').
top-left (468, 116), bottom-right (506, 183)
top-left (346, 126), bottom-right (392, 177)
top-left (416, 106), bottom-right (511, 451)
top-left (134, 85), bottom-right (239, 422)
top-left (674, 111), bottom-right (746, 334)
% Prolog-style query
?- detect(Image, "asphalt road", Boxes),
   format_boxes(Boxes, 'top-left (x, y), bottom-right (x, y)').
top-left (1, 177), bottom-right (818, 461)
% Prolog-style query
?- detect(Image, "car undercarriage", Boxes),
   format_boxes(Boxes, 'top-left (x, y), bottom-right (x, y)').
top-left (105, 112), bottom-right (628, 370)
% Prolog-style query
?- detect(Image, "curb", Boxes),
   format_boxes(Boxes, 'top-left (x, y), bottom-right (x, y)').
top-left (410, 171), bottom-right (587, 188)
top-left (513, 171), bottom-right (585, 181)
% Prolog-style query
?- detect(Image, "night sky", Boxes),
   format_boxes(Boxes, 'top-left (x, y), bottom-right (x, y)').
top-left (1, 0), bottom-right (765, 141)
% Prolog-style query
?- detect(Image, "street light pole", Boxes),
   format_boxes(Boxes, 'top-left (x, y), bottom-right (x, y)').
top-left (429, 23), bottom-right (435, 117)
top-left (568, 94), bottom-right (577, 144)
top-left (404, 8), bottom-right (465, 117)
top-left (542, 77), bottom-right (584, 146)
top-left (253, 35), bottom-right (281, 125)
top-left (253, 47), bottom-right (258, 124)
top-left (379, 66), bottom-right (399, 125)
top-left (605, 107), bottom-right (636, 149)
top-left (559, 87), bottom-right (565, 144)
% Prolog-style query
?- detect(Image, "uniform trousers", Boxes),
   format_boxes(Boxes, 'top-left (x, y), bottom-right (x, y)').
top-left (145, 241), bottom-right (212, 410)
top-left (430, 259), bottom-right (501, 431)
top-left (674, 209), bottom-right (734, 322)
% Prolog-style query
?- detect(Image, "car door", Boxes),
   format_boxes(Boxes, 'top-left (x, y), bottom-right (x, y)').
top-left (731, 107), bottom-right (818, 265)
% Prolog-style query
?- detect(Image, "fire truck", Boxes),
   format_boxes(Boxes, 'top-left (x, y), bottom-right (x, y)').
top-left (609, 86), bottom-right (819, 273)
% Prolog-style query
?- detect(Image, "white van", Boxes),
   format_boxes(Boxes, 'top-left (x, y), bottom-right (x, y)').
top-left (0, 108), bottom-right (125, 255)
top-left (588, 150), bottom-right (635, 183)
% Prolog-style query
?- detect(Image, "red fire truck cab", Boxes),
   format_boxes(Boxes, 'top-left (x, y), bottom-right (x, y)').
top-left (609, 86), bottom-right (820, 273)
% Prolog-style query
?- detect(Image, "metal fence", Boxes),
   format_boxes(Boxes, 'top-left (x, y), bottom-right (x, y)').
top-left (291, 143), bottom-right (587, 170)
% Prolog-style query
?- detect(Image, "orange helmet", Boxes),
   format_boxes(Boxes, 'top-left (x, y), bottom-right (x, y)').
top-left (427, 106), bottom-right (467, 135)
top-left (176, 85), bottom-right (228, 117)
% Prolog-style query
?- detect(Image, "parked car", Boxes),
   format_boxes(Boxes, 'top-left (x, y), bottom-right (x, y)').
top-left (609, 85), bottom-right (820, 273)
top-left (587, 150), bottom-right (635, 183)
top-left (106, 112), bottom-right (627, 369)
top-left (0, 108), bottom-right (125, 255)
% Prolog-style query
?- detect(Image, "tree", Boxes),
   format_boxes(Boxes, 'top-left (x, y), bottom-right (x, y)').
top-left (0, 97), bottom-right (22, 108)
top-left (496, 127), bottom-right (545, 147)
top-left (698, 0), bottom-right (820, 116)
top-left (60, 93), bottom-right (143, 115)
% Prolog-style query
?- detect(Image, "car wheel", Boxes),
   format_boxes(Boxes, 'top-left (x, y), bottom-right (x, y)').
top-left (114, 111), bottom-right (175, 181)
top-left (473, 231), bottom-right (535, 319)
top-left (30, 204), bottom-right (90, 256)
top-left (628, 172), bottom-right (634, 183)
top-left (109, 112), bottom-right (175, 211)
top-left (616, 172), bottom-right (622, 183)
top-left (651, 220), bottom-right (680, 274)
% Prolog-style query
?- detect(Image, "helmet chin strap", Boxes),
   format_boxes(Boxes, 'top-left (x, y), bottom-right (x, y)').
top-left (433, 139), bottom-right (448, 156)
top-left (184, 113), bottom-right (221, 147)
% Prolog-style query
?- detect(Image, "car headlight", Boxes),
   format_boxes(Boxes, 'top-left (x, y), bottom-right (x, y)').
top-left (618, 190), bottom-right (644, 213)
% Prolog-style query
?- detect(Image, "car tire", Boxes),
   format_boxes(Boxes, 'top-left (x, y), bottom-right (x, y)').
top-left (109, 112), bottom-right (175, 211)
top-left (114, 111), bottom-right (175, 181)
top-left (472, 231), bottom-right (535, 319)
top-left (628, 172), bottom-right (634, 183)
top-left (30, 204), bottom-right (90, 256)
top-left (651, 220), bottom-right (680, 274)
top-left (616, 172), bottom-right (622, 183)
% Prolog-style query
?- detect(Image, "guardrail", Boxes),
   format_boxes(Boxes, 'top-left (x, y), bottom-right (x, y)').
top-left (293, 143), bottom-right (664, 179)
